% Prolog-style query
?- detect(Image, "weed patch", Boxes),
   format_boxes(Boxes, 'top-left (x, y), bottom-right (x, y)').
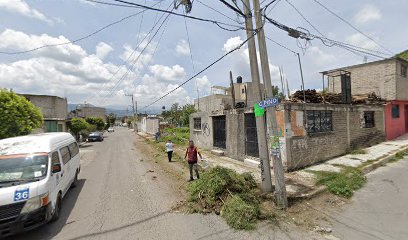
top-left (160, 127), bottom-right (189, 144)
top-left (350, 148), bottom-right (367, 155)
top-left (313, 167), bottom-right (366, 198)
top-left (221, 196), bottom-right (259, 230)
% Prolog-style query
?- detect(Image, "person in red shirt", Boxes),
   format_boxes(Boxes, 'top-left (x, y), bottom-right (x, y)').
top-left (184, 140), bottom-right (203, 182)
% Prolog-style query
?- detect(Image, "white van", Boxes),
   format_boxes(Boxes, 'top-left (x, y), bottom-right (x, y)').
top-left (0, 133), bottom-right (81, 237)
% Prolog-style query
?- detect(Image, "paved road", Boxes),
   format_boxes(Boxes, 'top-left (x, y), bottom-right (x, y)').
top-left (8, 128), bottom-right (321, 240)
top-left (330, 157), bottom-right (408, 240)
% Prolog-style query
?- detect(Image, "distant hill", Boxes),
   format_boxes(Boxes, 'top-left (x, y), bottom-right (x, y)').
top-left (68, 104), bottom-right (160, 117)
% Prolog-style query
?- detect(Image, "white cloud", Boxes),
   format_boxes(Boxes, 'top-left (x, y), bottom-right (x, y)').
top-left (95, 42), bottom-right (113, 60)
top-left (196, 75), bottom-right (211, 93)
top-left (149, 64), bottom-right (186, 82)
top-left (306, 46), bottom-right (336, 66)
top-left (0, 0), bottom-right (52, 24)
top-left (176, 39), bottom-right (190, 56)
top-left (354, 5), bottom-right (382, 24)
top-left (346, 33), bottom-right (378, 50)
top-left (222, 36), bottom-right (243, 52)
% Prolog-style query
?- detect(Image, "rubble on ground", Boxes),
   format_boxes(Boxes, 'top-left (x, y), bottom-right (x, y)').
top-left (290, 90), bottom-right (386, 105)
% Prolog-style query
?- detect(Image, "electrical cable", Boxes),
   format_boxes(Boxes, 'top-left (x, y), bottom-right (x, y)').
top-left (218, 0), bottom-right (246, 18)
top-left (142, 30), bottom-right (259, 109)
top-left (101, 12), bottom-right (172, 103)
top-left (106, 0), bottom-right (246, 31)
top-left (311, 0), bottom-right (393, 55)
top-left (87, 3), bottom-right (173, 104)
top-left (263, 15), bottom-right (389, 59)
top-left (0, 2), bottom-right (162, 55)
top-left (196, 0), bottom-right (241, 24)
top-left (265, 36), bottom-right (297, 55)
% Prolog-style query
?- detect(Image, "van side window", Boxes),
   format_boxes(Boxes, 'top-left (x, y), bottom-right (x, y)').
top-left (60, 146), bottom-right (71, 164)
top-left (51, 152), bottom-right (60, 165)
top-left (68, 142), bottom-right (79, 157)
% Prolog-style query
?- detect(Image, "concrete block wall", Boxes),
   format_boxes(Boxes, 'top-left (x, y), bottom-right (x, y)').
top-left (225, 110), bottom-right (246, 161)
top-left (396, 60), bottom-right (408, 100)
top-left (190, 111), bottom-right (213, 150)
top-left (328, 59), bottom-right (397, 100)
top-left (283, 103), bottom-right (385, 171)
top-left (22, 94), bottom-right (68, 119)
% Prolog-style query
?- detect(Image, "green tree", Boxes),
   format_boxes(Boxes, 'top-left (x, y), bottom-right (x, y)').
top-left (180, 104), bottom-right (196, 126)
top-left (70, 118), bottom-right (89, 139)
top-left (0, 89), bottom-right (43, 139)
top-left (107, 113), bottom-right (116, 125)
top-left (272, 86), bottom-right (286, 101)
top-left (397, 50), bottom-right (408, 61)
top-left (85, 117), bottom-right (105, 131)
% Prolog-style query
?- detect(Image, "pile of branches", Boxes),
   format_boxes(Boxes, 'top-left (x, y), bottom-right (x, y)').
top-left (290, 90), bottom-right (386, 105)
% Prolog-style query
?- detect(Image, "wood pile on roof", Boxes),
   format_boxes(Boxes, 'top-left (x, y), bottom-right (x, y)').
top-left (290, 90), bottom-right (386, 105)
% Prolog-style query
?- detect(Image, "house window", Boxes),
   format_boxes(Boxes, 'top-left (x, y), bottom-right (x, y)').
top-left (401, 64), bottom-right (407, 78)
top-left (306, 110), bottom-right (333, 133)
top-left (363, 111), bottom-right (375, 128)
top-left (193, 118), bottom-right (201, 130)
top-left (392, 105), bottom-right (400, 118)
top-left (242, 88), bottom-right (245, 94)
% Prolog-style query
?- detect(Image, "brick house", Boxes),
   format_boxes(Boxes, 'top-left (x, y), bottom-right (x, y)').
top-left (190, 78), bottom-right (386, 171)
top-left (21, 94), bottom-right (68, 132)
top-left (323, 57), bottom-right (408, 140)
top-left (69, 104), bottom-right (107, 122)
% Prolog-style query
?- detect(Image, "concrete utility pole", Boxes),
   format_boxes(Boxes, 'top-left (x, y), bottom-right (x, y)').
top-left (243, 0), bottom-right (273, 193)
top-left (253, 0), bottom-right (288, 209)
top-left (125, 93), bottom-right (136, 131)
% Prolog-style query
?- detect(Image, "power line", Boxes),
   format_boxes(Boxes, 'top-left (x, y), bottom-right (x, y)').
top-left (284, 0), bottom-right (324, 37)
top-left (107, 0), bottom-right (246, 31)
top-left (263, 15), bottom-right (389, 59)
top-left (0, 3), bottom-right (160, 55)
top-left (218, 0), bottom-right (246, 18)
top-left (142, 30), bottom-right (259, 109)
top-left (265, 36), bottom-right (297, 54)
top-left (100, 11), bottom-right (172, 104)
top-left (87, 3), bottom-right (173, 104)
top-left (311, 0), bottom-right (394, 54)
top-left (196, 0), bottom-right (241, 24)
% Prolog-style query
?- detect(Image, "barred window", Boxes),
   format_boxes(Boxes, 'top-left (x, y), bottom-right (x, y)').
top-left (363, 111), bottom-right (375, 128)
top-left (401, 64), bottom-right (407, 78)
top-left (193, 118), bottom-right (201, 130)
top-left (306, 110), bottom-right (333, 133)
top-left (392, 105), bottom-right (400, 118)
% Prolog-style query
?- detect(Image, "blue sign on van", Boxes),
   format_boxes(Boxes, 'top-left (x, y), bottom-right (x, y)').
top-left (14, 188), bottom-right (29, 202)
top-left (258, 97), bottom-right (280, 108)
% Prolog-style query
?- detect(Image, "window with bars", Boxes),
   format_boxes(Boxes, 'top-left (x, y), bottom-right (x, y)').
top-left (306, 110), bottom-right (333, 133)
top-left (363, 111), bottom-right (375, 128)
top-left (401, 64), bottom-right (407, 78)
top-left (193, 118), bottom-right (201, 130)
top-left (392, 105), bottom-right (400, 118)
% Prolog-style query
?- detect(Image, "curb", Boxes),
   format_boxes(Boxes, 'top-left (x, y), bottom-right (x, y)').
top-left (301, 145), bottom-right (408, 199)
top-left (361, 145), bottom-right (408, 174)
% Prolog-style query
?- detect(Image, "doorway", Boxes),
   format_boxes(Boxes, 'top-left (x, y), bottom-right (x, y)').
top-left (245, 113), bottom-right (259, 157)
top-left (405, 105), bottom-right (408, 133)
top-left (213, 116), bottom-right (226, 149)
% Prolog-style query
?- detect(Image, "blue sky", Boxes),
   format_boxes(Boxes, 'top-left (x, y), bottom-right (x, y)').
top-left (0, 0), bottom-right (406, 111)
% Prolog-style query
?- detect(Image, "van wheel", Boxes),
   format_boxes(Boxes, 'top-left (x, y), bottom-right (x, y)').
top-left (71, 171), bottom-right (78, 188)
top-left (51, 194), bottom-right (62, 222)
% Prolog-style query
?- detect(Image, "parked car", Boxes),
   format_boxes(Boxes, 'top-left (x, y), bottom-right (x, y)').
top-left (87, 132), bottom-right (104, 142)
top-left (107, 127), bottom-right (114, 133)
top-left (0, 133), bottom-right (81, 238)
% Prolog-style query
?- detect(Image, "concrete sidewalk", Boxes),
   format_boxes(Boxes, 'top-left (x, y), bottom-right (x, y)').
top-left (138, 131), bottom-right (408, 199)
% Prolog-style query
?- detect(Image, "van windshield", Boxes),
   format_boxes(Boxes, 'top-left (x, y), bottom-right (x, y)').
top-left (0, 154), bottom-right (48, 186)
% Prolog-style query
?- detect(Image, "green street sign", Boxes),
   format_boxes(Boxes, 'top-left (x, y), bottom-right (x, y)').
top-left (254, 103), bottom-right (265, 117)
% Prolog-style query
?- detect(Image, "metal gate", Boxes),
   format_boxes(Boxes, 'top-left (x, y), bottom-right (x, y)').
top-left (245, 113), bottom-right (259, 157)
top-left (213, 116), bottom-right (226, 149)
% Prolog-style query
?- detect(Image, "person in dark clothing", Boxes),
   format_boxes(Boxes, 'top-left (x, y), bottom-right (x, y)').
top-left (184, 140), bottom-right (203, 182)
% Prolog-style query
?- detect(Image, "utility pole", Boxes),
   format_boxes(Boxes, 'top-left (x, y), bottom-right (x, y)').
top-left (125, 93), bottom-right (136, 131)
top-left (229, 71), bottom-right (236, 108)
top-left (253, 0), bottom-right (288, 208)
top-left (243, 0), bottom-right (273, 193)
top-left (296, 53), bottom-right (306, 103)
top-left (135, 100), bottom-right (138, 132)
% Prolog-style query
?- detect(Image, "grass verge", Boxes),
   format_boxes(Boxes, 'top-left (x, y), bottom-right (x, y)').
top-left (349, 148), bottom-right (367, 155)
top-left (186, 166), bottom-right (260, 230)
top-left (312, 167), bottom-right (366, 198)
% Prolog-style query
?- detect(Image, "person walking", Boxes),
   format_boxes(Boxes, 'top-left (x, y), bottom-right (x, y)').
top-left (166, 140), bottom-right (173, 162)
top-left (184, 140), bottom-right (203, 182)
